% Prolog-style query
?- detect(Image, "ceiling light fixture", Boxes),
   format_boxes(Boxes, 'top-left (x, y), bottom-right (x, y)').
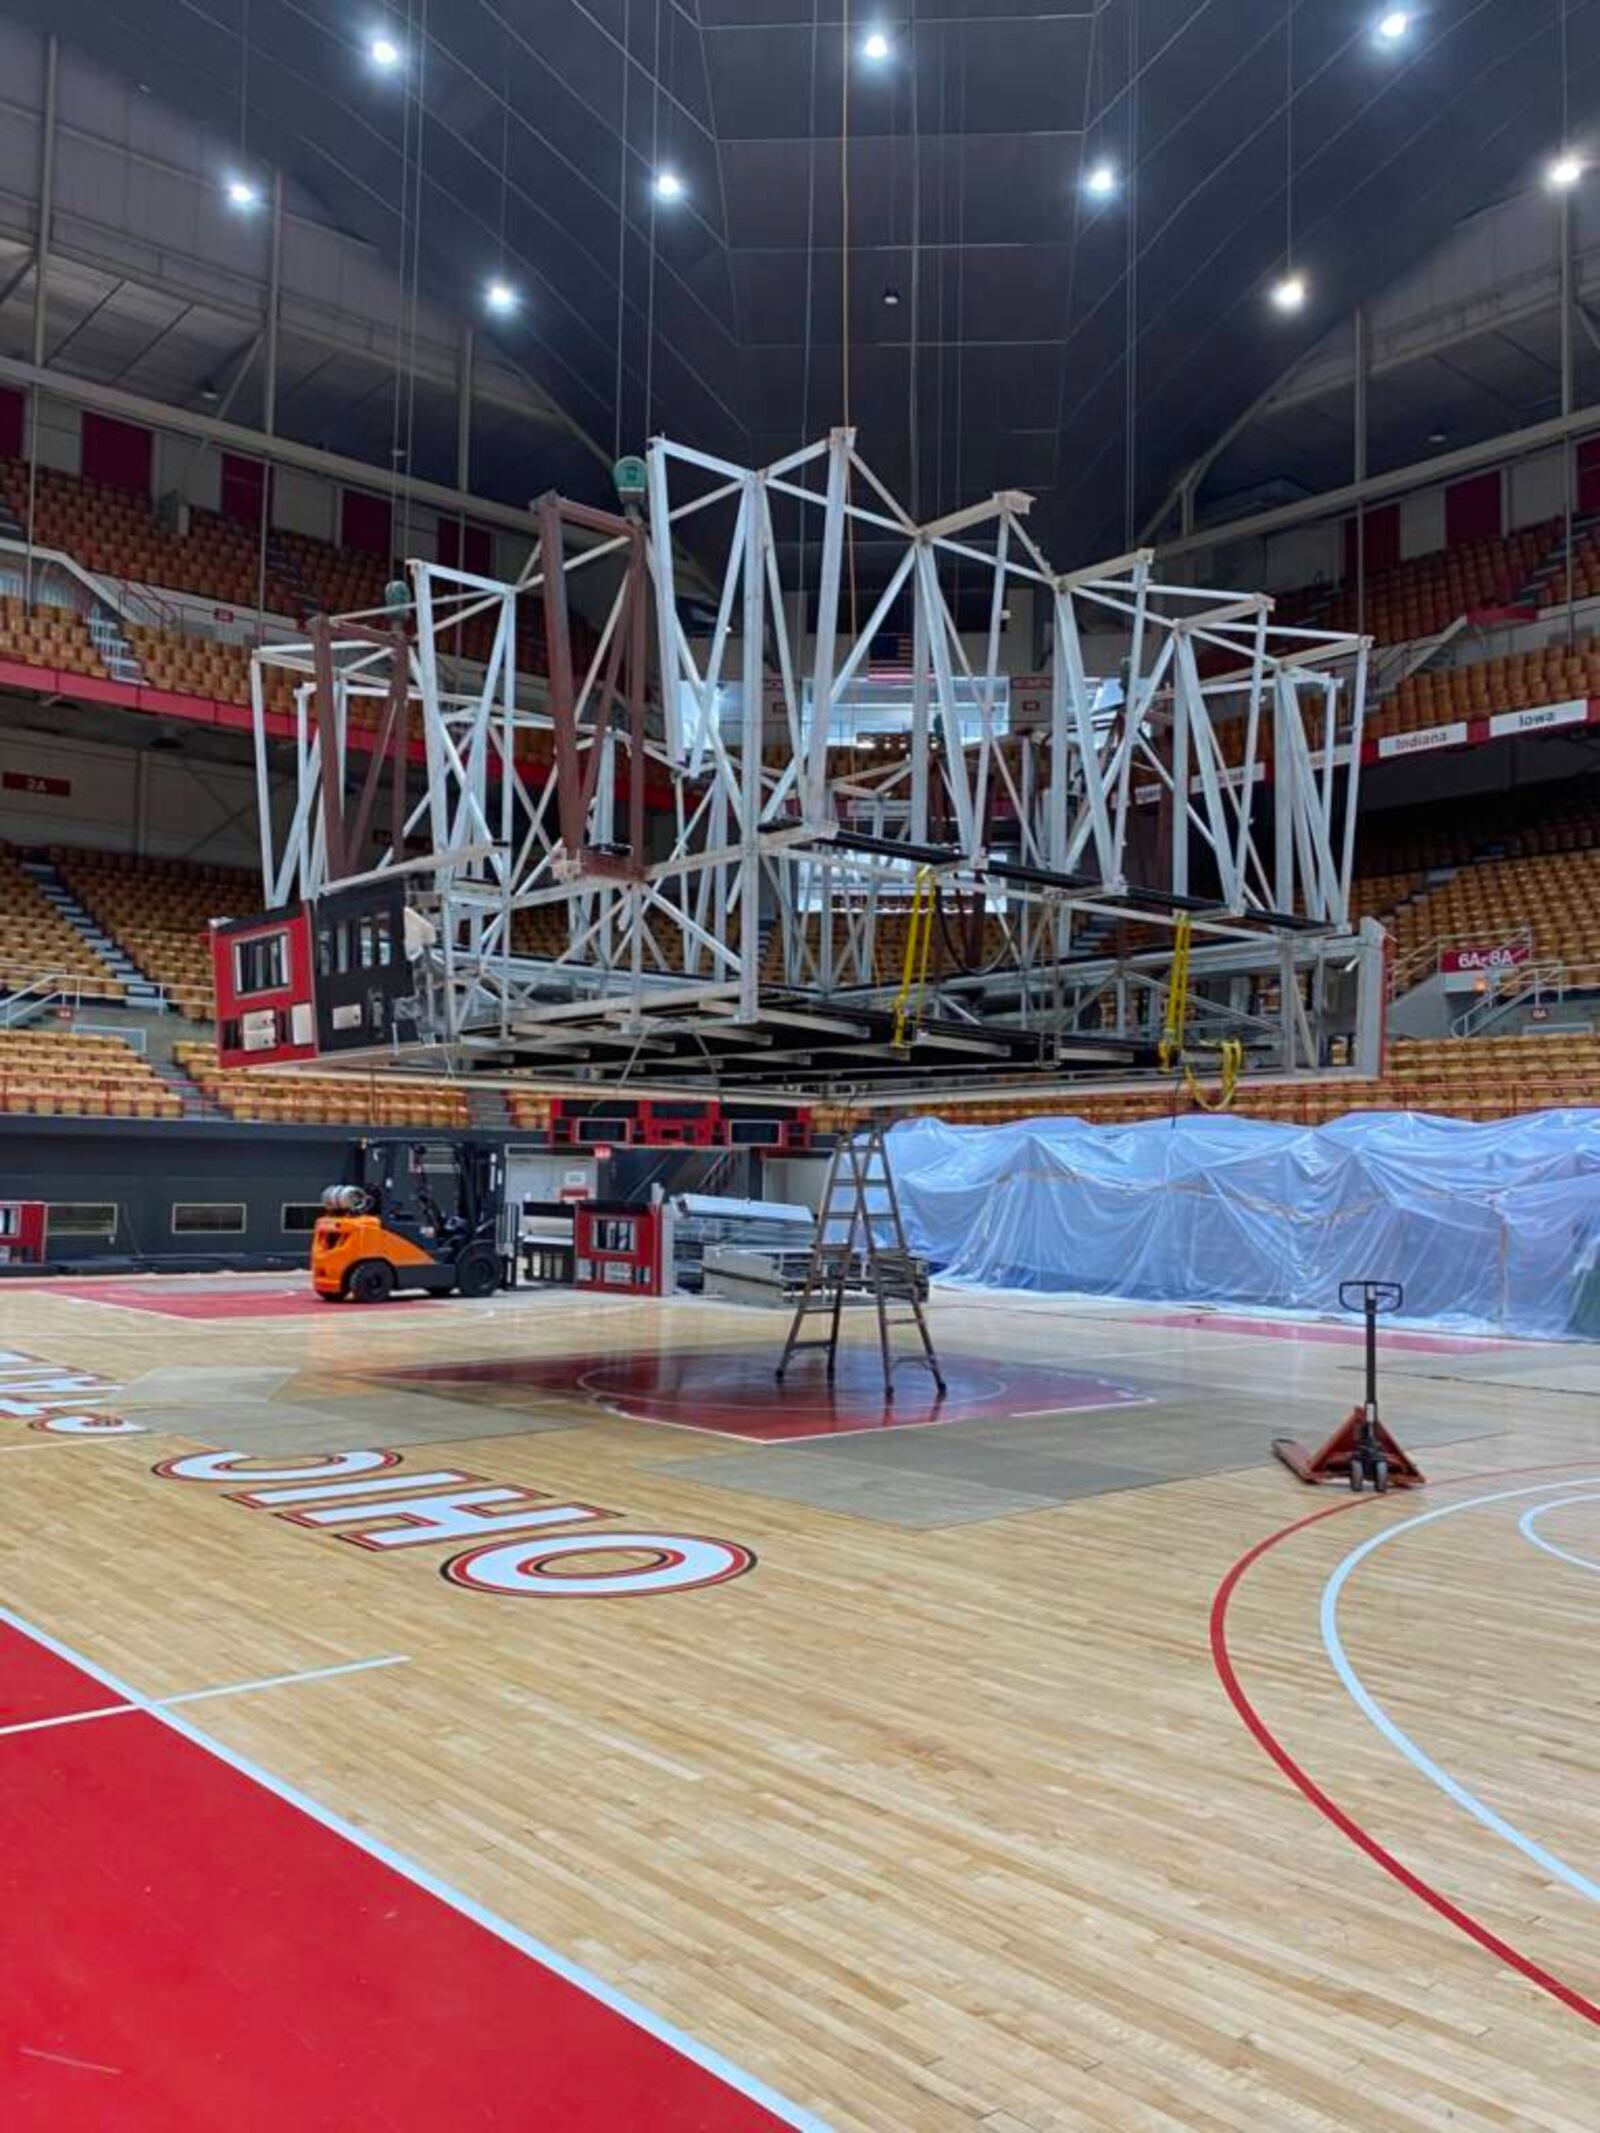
top-left (224, 177), bottom-right (261, 211)
top-left (368, 31), bottom-right (402, 70)
top-left (1374, 9), bottom-right (1410, 43)
top-left (653, 167), bottom-right (685, 202)
top-left (1270, 272), bottom-right (1308, 313)
top-left (484, 277), bottom-right (519, 315)
top-left (882, 286), bottom-right (901, 307)
top-left (1547, 150), bottom-right (1585, 191)
top-left (860, 29), bottom-right (892, 64)
top-left (1084, 160), bottom-right (1118, 201)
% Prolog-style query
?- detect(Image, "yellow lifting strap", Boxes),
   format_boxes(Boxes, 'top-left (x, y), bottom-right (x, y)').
top-left (1160, 913), bottom-right (1243, 1110)
top-left (1184, 1035), bottom-right (1244, 1112)
top-left (892, 866), bottom-right (938, 1050)
top-left (1158, 914), bottom-right (1192, 1073)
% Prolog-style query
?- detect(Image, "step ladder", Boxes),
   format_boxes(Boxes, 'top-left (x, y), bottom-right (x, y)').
top-left (776, 1118), bottom-right (946, 1398)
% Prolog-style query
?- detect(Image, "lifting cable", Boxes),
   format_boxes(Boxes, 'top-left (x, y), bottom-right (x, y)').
top-left (1159, 914), bottom-right (1244, 1111)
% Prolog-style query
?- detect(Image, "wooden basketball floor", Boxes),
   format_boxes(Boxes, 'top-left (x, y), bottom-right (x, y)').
top-left (2, 1273), bottom-right (1596, 2129)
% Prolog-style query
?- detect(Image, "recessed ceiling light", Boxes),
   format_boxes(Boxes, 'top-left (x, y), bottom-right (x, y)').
top-left (1547, 151), bottom-right (1585, 191)
top-left (1374, 9), bottom-right (1411, 43)
top-left (1428, 426), bottom-right (1448, 446)
top-left (1084, 160), bottom-right (1118, 201)
top-left (225, 177), bottom-right (261, 211)
top-left (1270, 272), bottom-right (1308, 313)
top-left (860, 29), bottom-right (892, 64)
top-left (653, 168), bottom-right (685, 202)
top-left (368, 32), bottom-right (402, 69)
top-left (484, 277), bottom-right (519, 315)
top-left (882, 286), bottom-right (901, 307)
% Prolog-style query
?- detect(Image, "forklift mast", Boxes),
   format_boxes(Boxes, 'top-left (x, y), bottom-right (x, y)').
top-left (343, 1138), bottom-right (504, 1248)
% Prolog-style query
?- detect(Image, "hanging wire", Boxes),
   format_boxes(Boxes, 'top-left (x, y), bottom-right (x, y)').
top-left (907, 9), bottom-right (921, 522)
top-left (795, 0), bottom-right (821, 647)
top-left (238, 0), bottom-right (250, 158)
top-left (613, 0), bottom-right (632, 460)
top-left (400, 4), bottom-right (429, 543)
top-left (1560, 0), bottom-right (1576, 639)
top-left (390, 2), bottom-right (426, 550)
top-left (1124, 0), bottom-right (1139, 548)
top-left (1049, 0), bottom-right (1105, 505)
top-left (645, 0), bottom-right (663, 437)
top-left (840, 0), bottom-right (858, 639)
top-left (1285, 0), bottom-right (1296, 272)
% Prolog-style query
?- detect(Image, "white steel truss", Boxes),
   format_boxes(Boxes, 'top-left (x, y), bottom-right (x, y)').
top-left (249, 428), bottom-right (1381, 1093)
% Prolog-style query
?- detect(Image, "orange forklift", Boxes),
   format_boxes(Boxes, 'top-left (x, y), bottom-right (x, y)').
top-left (311, 1138), bottom-right (507, 1303)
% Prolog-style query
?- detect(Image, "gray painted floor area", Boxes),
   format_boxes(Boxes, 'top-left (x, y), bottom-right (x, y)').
top-left (111, 1339), bottom-right (1518, 1519)
top-left (117, 1364), bottom-right (583, 1453)
top-left (653, 1394), bottom-right (1507, 1528)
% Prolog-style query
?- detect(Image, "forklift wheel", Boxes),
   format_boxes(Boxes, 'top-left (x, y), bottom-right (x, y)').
top-left (346, 1259), bottom-right (397, 1304)
top-left (453, 1247), bottom-right (500, 1300)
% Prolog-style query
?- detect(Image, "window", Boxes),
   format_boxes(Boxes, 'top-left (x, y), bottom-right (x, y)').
top-left (171, 1203), bottom-right (247, 1235)
top-left (280, 1203), bottom-right (323, 1233)
top-left (234, 932), bottom-right (288, 996)
top-left (47, 1203), bottom-right (118, 1239)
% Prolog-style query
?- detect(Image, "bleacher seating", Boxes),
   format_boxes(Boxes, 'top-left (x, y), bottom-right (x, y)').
top-left (0, 1027), bottom-right (179, 1117)
top-left (0, 594), bottom-right (107, 680)
top-left (1367, 636), bottom-right (1600, 746)
top-left (175, 1041), bottom-right (471, 1127)
top-left (0, 460), bottom-right (301, 612)
top-left (125, 623), bottom-right (299, 716)
top-left (53, 850), bottom-right (257, 1021)
top-left (1539, 523), bottom-right (1600, 608)
top-left (762, 908), bottom-right (1008, 985)
top-left (0, 847), bottom-right (123, 1002)
top-left (1286, 520), bottom-right (1557, 646)
top-left (911, 1031), bottom-right (1600, 1130)
top-left (1386, 845), bottom-right (1600, 972)
top-left (504, 1091), bottom-right (553, 1130)
top-left (268, 528), bottom-right (393, 617)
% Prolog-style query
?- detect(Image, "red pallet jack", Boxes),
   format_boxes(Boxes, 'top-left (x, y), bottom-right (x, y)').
top-left (1272, 1279), bottom-right (1426, 1494)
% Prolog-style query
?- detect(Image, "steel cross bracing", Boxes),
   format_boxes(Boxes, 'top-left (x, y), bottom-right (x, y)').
top-left (248, 428), bottom-right (1376, 1093)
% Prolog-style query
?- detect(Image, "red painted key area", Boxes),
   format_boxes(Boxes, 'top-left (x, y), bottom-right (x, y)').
top-left (0, 1621), bottom-right (799, 2131)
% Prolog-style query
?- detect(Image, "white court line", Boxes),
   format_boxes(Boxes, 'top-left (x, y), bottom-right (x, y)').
top-left (1321, 1477), bottom-right (1600, 1908)
top-left (0, 1652), bottom-right (410, 1739)
top-left (0, 1604), bottom-right (830, 2132)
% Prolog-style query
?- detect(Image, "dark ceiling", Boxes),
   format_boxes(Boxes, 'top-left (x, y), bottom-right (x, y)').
top-left (13, 0), bottom-right (1600, 565)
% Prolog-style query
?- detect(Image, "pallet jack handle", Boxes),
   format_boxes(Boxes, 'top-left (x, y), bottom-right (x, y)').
top-left (1272, 1277), bottom-right (1424, 1494)
top-left (1338, 1279), bottom-right (1403, 1413)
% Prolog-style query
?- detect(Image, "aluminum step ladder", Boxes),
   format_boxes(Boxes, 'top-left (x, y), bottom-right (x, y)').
top-left (775, 1117), bottom-right (945, 1398)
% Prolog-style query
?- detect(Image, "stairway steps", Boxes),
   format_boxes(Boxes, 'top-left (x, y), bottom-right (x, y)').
top-left (21, 858), bottom-right (167, 1008)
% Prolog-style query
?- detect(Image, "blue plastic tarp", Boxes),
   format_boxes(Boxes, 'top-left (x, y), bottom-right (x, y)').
top-left (886, 1109), bottom-right (1600, 1337)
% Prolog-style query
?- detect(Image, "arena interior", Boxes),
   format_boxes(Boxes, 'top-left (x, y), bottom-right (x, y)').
top-left (0, 5), bottom-right (1598, 2129)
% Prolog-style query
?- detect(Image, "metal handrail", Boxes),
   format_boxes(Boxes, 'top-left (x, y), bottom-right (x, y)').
top-left (0, 963), bottom-right (79, 1026)
top-left (1449, 955), bottom-right (1600, 1037)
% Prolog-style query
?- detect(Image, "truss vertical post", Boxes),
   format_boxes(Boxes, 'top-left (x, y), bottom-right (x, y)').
top-left (804, 430), bottom-right (852, 824)
top-left (910, 582), bottom-right (931, 845)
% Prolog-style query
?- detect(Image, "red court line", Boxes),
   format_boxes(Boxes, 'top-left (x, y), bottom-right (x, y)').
top-left (0, 1622), bottom-right (804, 2129)
top-left (1128, 1309), bottom-right (1508, 1353)
top-left (1210, 1494), bottom-right (1600, 2027)
top-left (39, 1282), bottom-right (432, 1321)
